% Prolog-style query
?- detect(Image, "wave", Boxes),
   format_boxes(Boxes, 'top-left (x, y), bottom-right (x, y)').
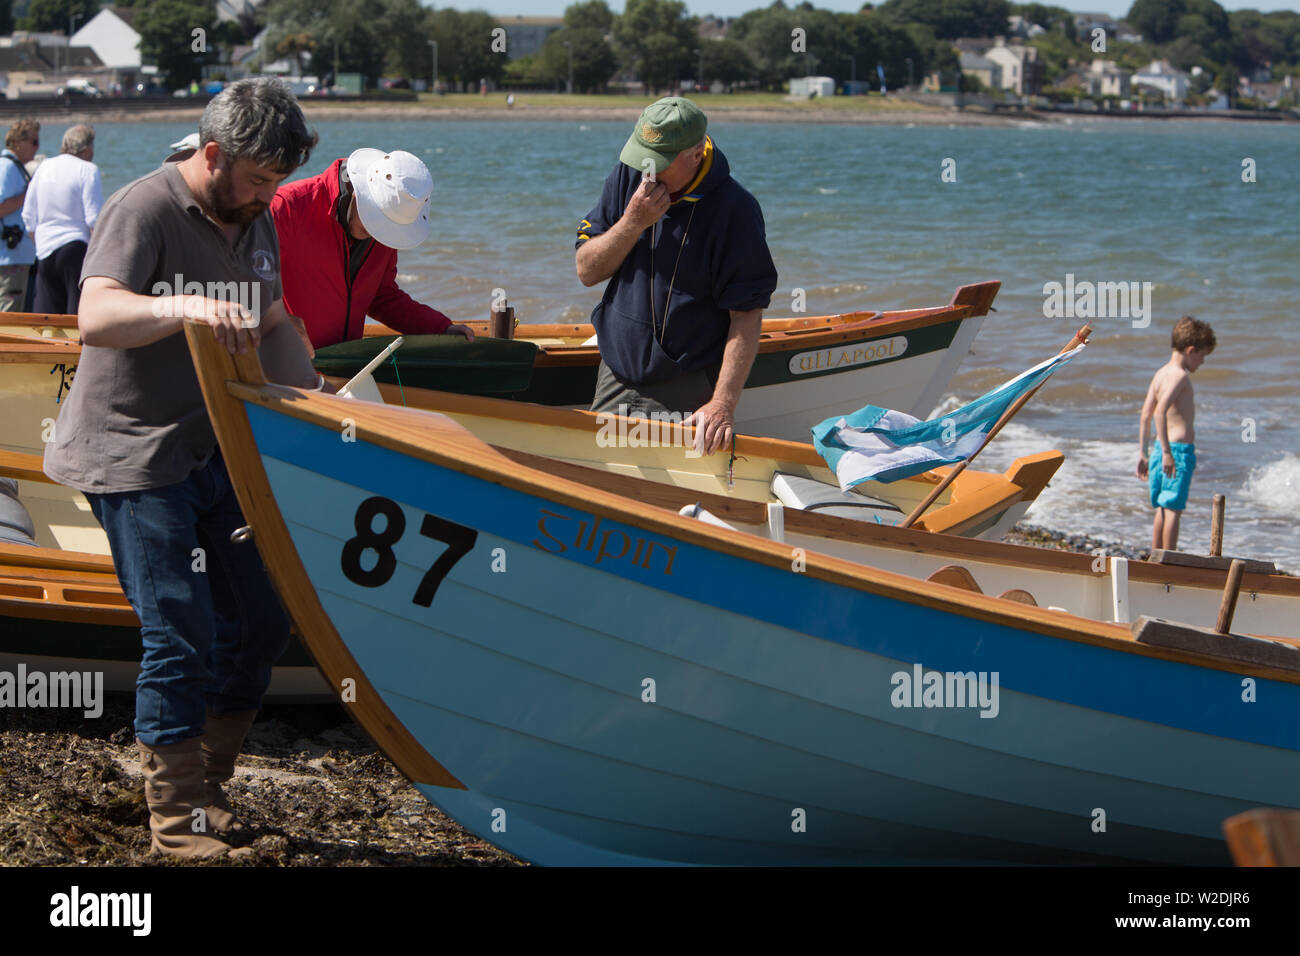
top-left (1241, 454), bottom-right (1300, 517)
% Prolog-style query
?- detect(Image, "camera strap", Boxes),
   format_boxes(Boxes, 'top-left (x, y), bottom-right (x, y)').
top-left (1, 150), bottom-right (31, 185)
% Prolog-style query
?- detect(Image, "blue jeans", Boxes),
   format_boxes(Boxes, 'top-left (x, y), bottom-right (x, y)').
top-left (86, 454), bottom-right (291, 745)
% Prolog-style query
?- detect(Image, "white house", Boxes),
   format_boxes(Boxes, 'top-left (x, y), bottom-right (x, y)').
top-left (959, 53), bottom-right (1000, 91)
top-left (984, 38), bottom-right (1041, 95)
top-left (70, 7), bottom-right (141, 69)
top-left (1132, 59), bottom-right (1189, 102)
top-left (1087, 59), bottom-right (1130, 98)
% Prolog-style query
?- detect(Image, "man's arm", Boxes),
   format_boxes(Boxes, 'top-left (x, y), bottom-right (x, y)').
top-left (0, 188), bottom-right (26, 220)
top-left (575, 177), bottom-right (668, 287)
top-left (0, 156), bottom-right (26, 220)
top-left (20, 179), bottom-right (36, 235)
top-left (83, 168), bottom-right (102, 231)
top-left (80, 275), bottom-right (265, 354)
top-left (1136, 380), bottom-right (1156, 478)
top-left (684, 308), bottom-right (762, 455)
top-left (367, 252), bottom-right (462, 336)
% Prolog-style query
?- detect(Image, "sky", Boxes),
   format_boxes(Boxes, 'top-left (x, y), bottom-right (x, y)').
top-left (473, 1), bottom-right (1299, 20)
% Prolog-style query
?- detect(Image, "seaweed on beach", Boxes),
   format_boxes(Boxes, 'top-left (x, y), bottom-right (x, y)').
top-left (0, 696), bottom-right (521, 867)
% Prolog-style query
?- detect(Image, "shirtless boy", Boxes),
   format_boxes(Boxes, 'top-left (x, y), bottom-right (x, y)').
top-left (1136, 315), bottom-right (1216, 550)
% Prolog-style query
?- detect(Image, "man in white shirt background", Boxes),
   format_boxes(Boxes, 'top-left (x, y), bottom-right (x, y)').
top-left (23, 124), bottom-right (102, 314)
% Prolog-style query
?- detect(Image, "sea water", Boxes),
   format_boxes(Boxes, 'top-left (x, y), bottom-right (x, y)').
top-left (83, 116), bottom-right (1300, 570)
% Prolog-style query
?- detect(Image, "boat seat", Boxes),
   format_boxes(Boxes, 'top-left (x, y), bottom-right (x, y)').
top-left (997, 588), bottom-right (1038, 606)
top-left (770, 472), bottom-right (904, 525)
top-left (927, 565), bottom-right (983, 593)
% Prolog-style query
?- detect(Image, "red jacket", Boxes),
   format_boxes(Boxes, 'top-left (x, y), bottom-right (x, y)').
top-left (271, 158), bottom-right (451, 348)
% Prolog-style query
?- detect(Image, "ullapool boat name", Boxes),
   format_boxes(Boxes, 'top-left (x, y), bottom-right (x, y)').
top-left (789, 335), bottom-right (907, 376)
top-left (0, 664), bottom-right (103, 718)
top-left (533, 509), bottom-right (677, 575)
top-left (890, 663), bottom-right (999, 718)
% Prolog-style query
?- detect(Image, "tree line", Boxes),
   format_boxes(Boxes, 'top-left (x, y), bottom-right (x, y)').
top-left (5, 0), bottom-right (1298, 95)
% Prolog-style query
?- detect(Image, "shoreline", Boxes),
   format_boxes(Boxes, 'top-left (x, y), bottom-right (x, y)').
top-left (14, 101), bottom-right (1296, 128)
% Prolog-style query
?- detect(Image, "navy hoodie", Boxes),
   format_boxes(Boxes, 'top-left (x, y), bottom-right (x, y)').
top-left (576, 139), bottom-right (778, 387)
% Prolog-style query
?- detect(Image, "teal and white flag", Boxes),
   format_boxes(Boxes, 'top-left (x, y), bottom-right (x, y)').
top-left (811, 344), bottom-right (1085, 491)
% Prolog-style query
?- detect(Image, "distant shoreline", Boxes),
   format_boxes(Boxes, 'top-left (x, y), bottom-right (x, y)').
top-left (13, 100), bottom-right (1297, 128)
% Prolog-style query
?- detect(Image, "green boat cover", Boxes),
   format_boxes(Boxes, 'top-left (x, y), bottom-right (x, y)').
top-left (313, 334), bottom-right (540, 396)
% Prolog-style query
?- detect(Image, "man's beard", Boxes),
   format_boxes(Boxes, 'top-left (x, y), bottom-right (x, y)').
top-left (204, 171), bottom-right (266, 225)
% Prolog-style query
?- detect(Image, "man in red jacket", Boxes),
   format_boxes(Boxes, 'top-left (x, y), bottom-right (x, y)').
top-left (271, 147), bottom-right (473, 350)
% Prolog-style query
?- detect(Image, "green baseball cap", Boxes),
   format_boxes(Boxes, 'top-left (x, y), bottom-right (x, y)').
top-left (619, 97), bottom-right (708, 175)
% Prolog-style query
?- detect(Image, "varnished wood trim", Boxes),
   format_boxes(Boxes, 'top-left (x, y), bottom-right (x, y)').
top-left (183, 321), bottom-right (465, 790)
top-left (0, 596), bottom-right (136, 626)
top-left (928, 565), bottom-right (983, 593)
top-left (998, 589), bottom-right (1038, 607)
top-left (0, 342), bottom-right (81, 363)
top-left (0, 310), bottom-right (79, 329)
top-left (0, 543), bottom-right (116, 574)
top-left (0, 449), bottom-right (56, 484)
top-left (1223, 809), bottom-right (1300, 866)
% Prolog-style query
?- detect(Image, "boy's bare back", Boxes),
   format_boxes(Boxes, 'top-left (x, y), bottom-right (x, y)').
top-left (1145, 360), bottom-right (1195, 445)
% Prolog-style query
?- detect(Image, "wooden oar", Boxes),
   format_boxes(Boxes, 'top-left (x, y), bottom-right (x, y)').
top-left (900, 324), bottom-right (1091, 530)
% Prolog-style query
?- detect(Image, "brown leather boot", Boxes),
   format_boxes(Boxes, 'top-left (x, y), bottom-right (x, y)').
top-left (200, 709), bottom-right (259, 837)
top-left (138, 737), bottom-right (253, 859)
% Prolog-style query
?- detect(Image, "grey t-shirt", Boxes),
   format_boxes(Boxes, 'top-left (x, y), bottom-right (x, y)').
top-left (43, 160), bottom-right (317, 493)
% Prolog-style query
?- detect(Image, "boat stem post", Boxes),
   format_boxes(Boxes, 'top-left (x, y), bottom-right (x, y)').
top-left (1215, 558), bottom-right (1246, 634)
top-left (1210, 494), bottom-right (1225, 557)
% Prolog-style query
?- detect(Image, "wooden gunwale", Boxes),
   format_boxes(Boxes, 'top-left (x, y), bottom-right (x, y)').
top-left (0, 304), bottom-right (971, 367)
top-left (364, 303), bottom-right (976, 368)
top-left (0, 541), bottom-right (115, 574)
top-left (215, 370), bottom-right (1300, 685)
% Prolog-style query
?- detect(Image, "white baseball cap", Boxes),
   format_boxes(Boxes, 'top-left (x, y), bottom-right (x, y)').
top-left (345, 147), bottom-right (433, 250)
top-left (170, 132), bottom-right (200, 151)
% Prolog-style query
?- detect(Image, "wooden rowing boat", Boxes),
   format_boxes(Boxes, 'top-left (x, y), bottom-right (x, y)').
top-left (1, 281), bottom-right (999, 441)
top-left (184, 320), bottom-right (1300, 865)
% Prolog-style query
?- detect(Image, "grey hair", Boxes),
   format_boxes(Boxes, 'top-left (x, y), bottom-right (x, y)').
top-left (198, 77), bottom-right (318, 173)
top-left (60, 124), bottom-right (94, 156)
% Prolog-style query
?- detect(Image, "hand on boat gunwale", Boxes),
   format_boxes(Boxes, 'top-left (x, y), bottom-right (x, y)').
top-left (444, 323), bottom-right (476, 342)
top-left (685, 398), bottom-right (736, 456)
top-left (196, 297), bottom-right (259, 354)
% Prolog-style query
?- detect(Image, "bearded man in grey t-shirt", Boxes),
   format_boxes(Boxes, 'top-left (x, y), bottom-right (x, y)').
top-left (43, 77), bottom-right (320, 859)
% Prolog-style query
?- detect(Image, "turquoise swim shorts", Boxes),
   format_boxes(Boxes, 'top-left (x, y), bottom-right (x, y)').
top-left (1149, 442), bottom-right (1196, 511)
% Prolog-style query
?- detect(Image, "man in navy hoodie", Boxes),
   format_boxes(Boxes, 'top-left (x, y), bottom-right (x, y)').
top-left (576, 98), bottom-right (777, 455)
